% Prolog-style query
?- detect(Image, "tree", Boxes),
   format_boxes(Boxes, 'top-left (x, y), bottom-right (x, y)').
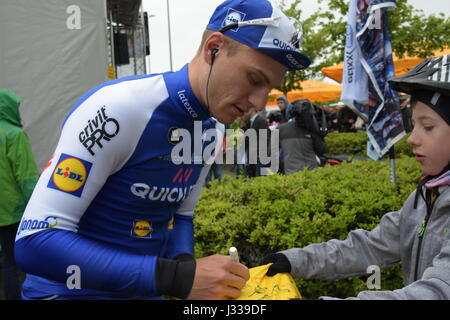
top-left (277, 0), bottom-right (450, 93)
top-left (277, 1), bottom-right (335, 93)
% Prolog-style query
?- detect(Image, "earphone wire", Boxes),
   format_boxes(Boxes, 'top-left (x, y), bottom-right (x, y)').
top-left (205, 50), bottom-right (217, 112)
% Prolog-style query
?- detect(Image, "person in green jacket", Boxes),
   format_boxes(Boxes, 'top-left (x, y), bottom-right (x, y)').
top-left (0, 88), bottom-right (39, 300)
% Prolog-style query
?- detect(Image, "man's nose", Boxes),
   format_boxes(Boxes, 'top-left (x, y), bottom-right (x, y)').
top-left (248, 89), bottom-right (269, 111)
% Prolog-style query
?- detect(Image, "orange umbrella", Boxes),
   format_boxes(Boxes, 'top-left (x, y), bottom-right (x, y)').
top-left (267, 80), bottom-right (342, 105)
top-left (321, 48), bottom-right (450, 83)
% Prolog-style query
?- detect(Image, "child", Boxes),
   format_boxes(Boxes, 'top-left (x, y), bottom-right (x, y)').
top-left (263, 54), bottom-right (450, 299)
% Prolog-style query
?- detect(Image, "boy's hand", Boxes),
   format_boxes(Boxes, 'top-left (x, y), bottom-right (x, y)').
top-left (261, 253), bottom-right (291, 276)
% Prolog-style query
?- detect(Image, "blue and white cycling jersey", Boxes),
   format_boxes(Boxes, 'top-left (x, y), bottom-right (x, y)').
top-left (15, 64), bottom-right (224, 299)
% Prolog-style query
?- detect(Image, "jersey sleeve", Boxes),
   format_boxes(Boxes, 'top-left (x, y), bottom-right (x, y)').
top-left (15, 228), bottom-right (158, 296)
top-left (15, 76), bottom-right (169, 296)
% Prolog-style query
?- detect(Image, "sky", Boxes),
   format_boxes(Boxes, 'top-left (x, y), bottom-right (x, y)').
top-left (142, 0), bottom-right (449, 75)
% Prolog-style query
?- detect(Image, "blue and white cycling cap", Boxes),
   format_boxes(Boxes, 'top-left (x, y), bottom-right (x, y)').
top-left (207, 0), bottom-right (311, 71)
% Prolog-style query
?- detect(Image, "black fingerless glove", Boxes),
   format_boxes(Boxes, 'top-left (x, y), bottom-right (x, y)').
top-left (261, 253), bottom-right (291, 276)
top-left (155, 254), bottom-right (196, 299)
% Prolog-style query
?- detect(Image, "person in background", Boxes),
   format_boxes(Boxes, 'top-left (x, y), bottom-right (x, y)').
top-left (337, 106), bottom-right (358, 132)
top-left (328, 103), bottom-right (343, 132)
top-left (243, 107), bottom-right (270, 177)
top-left (276, 95), bottom-right (295, 123)
top-left (0, 89), bottom-right (39, 300)
top-left (267, 110), bottom-right (282, 130)
top-left (278, 100), bottom-right (327, 174)
top-left (205, 131), bottom-right (226, 187)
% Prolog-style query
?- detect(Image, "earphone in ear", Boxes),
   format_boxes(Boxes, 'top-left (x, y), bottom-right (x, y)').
top-left (211, 48), bottom-right (218, 65)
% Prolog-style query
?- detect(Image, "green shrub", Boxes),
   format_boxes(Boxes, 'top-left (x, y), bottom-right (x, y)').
top-left (324, 131), bottom-right (367, 156)
top-left (324, 131), bottom-right (413, 158)
top-left (194, 157), bottom-right (421, 299)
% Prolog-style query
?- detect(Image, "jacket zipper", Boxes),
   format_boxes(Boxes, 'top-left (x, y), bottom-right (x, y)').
top-left (413, 189), bottom-right (436, 281)
top-left (414, 213), bottom-right (431, 280)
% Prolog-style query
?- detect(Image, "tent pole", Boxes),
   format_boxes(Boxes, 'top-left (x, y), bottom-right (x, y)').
top-left (109, 8), bottom-right (116, 79)
top-left (389, 146), bottom-right (396, 184)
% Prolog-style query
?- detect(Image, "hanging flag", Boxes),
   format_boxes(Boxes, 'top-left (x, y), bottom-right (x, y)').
top-left (341, 0), bottom-right (369, 108)
top-left (341, 0), bottom-right (405, 160)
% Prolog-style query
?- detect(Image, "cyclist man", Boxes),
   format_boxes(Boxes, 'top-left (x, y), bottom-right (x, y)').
top-left (15, 0), bottom-right (310, 300)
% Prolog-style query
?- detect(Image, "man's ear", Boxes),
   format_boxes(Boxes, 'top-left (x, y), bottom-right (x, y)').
top-left (203, 32), bottom-right (225, 64)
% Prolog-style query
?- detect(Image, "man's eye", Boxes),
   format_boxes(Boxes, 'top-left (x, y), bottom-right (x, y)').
top-left (424, 126), bottom-right (434, 131)
top-left (248, 74), bottom-right (260, 85)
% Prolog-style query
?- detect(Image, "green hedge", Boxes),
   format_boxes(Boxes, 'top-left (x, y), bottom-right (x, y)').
top-left (324, 131), bottom-right (413, 158)
top-left (193, 157), bottom-right (421, 299)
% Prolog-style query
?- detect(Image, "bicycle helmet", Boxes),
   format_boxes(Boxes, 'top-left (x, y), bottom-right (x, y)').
top-left (389, 54), bottom-right (450, 125)
top-left (389, 54), bottom-right (450, 95)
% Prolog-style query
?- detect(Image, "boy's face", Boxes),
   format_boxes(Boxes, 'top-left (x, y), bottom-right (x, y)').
top-left (408, 101), bottom-right (450, 176)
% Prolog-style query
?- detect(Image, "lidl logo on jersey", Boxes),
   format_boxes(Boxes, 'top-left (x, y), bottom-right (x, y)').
top-left (131, 220), bottom-right (153, 238)
top-left (47, 153), bottom-right (92, 197)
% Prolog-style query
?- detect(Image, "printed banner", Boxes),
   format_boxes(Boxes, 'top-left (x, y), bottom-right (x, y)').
top-left (341, 0), bottom-right (405, 159)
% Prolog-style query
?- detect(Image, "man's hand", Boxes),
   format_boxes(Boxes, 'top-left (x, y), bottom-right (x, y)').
top-left (186, 254), bottom-right (250, 300)
top-left (261, 253), bottom-right (291, 276)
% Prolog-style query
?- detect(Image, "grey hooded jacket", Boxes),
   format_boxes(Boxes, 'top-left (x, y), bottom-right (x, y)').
top-left (281, 183), bottom-right (450, 299)
top-left (279, 121), bottom-right (326, 174)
